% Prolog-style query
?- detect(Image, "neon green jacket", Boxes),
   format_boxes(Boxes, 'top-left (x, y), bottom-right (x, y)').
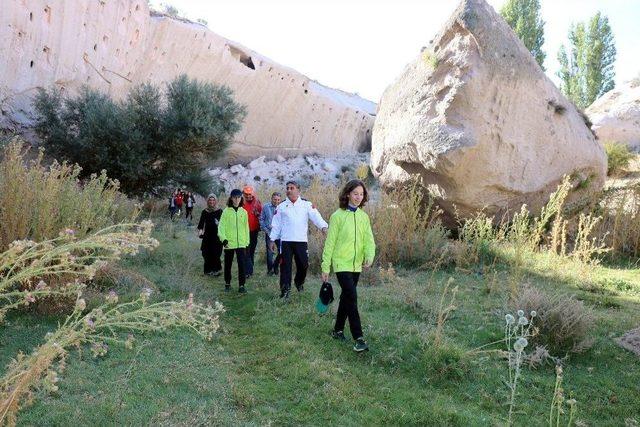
top-left (218, 207), bottom-right (250, 249)
top-left (321, 208), bottom-right (376, 273)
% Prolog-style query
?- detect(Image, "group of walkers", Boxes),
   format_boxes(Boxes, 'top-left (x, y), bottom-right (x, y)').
top-left (195, 179), bottom-right (375, 352)
top-left (168, 189), bottom-right (196, 221)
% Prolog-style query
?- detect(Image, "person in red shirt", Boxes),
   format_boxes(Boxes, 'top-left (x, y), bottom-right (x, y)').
top-left (242, 185), bottom-right (262, 278)
top-left (174, 189), bottom-right (184, 216)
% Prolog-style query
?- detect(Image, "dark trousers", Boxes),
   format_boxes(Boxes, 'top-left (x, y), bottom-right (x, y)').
top-left (202, 243), bottom-right (222, 274)
top-left (245, 230), bottom-right (259, 275)
top-left (185, 207), bottom-right (194, 221)
top-left (279, 241), bottom-right (308, 292)
top-left (265, 235), bottom-right (279, 274)
top-left (334, 272), bottom-right (363, 340)
top-left (224, 248), bottom-right (246, 287)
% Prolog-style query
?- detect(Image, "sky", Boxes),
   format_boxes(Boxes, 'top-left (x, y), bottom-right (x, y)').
top-left (149, 0), bottom-right (640, 103)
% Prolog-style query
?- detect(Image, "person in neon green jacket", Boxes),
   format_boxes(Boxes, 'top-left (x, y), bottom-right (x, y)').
top-left (218, 189), bottom-right (250, 293)
top-left (321, 179), bottom-right (375, 352)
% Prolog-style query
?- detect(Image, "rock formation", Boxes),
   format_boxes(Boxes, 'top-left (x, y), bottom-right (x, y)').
top-left (371, 0), bottom-right (606, 223)
top-left (0, 0), bottom-right (375, 161)
top-left (587, 78), bottom-right (640, 151)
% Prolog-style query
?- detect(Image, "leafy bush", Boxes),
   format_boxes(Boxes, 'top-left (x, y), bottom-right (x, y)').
top-left (515, 287), bottom-right (595, 354)
top-left (0, 139), bottom-right (136, 251)
top-left (604, 141), bottom-right (634, 176)
top-left (34, 75), bottom-right (246, 195)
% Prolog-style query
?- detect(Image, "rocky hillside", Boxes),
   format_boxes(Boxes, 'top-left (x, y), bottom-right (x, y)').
top-left (0, 0), bottom-right (375, 162)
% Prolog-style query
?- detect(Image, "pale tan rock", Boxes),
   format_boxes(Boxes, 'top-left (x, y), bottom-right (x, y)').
top-left (371, 0), bottom-right (606, 223)
top-left (0, 0), bottom-right (375, 162)
top-left (586, 78), bottom-right (640, 150)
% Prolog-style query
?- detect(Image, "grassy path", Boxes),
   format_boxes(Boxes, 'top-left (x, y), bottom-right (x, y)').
top-left (2, 221), bottom-right (640, 426)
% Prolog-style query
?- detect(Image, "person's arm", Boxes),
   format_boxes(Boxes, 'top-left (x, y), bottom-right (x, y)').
top-left (321, 212), bottom-right (340, 279)
top-left (269, 207), bottom-right (281, 242)
top-left (308, 202), bottom-right (328, 231)
top-left (363, 214), bottom-right (376, 267)
top-left (259, 207), bottom-right (268, 233)
top-left (241, 210), bottom-right (250, 248)
top-left (197, 210), bottom-right (205, 231)
top-left (217, 210), bottom-right (228, 244)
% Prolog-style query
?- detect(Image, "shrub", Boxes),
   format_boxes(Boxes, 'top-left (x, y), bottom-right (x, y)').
top-left (515, 287), bottom-right (595, 354)
top-left (34, 75), bottom-right (246, 195)
top-left (0, 139), bottom-right (136, 251)
top-left (604, 141), bottom-right (634, 176)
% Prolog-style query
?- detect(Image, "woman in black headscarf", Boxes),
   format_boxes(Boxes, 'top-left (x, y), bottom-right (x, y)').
top-left (197, 194), bottom-right (223, 276)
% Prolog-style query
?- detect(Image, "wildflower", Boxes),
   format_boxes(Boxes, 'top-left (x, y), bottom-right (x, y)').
top-left (44, 370), bottom-right (59, 393)
top-left (75, 298), bottom-right (86, 311)
top-left (505, 314), bottom-right (515, 325)
top-left (106, 290), bottom-right (118, 304)
top-left (25, 293), bottom-right (36, 304)
top-left (36, 280), bottom-right (48, 291)
top-left (517, 309), bottom-right (524, 317)
top-left (513, 337), bottom-right (528, 352)
top-left (530, 310), bottom-right (537, 317)
top-left (518, 316), bottom-right (529, 326)
top-left (567, 398), bottom-right (577, 406)
top-left (91, 342), bottom-right (108, 358)
top-left (84, 317), bottom-right (95, 329)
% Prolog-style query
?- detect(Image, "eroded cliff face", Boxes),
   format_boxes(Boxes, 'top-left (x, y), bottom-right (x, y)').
top-left (0, 0), bottom-right (375, 161)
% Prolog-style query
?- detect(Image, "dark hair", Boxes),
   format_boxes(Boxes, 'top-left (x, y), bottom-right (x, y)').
top-left (227, 196), bottom-right (244, 208)
top-left (339, 179), bottom-right (368, 209)
top-left (271, 192), bottom-right (282, 198)
top-left (285, 180), bottom-right (300, 189)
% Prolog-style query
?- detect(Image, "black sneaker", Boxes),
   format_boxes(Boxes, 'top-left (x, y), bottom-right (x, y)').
top-left (212, 270), bottom-right (221, 277)
top-left (331, 330), bottom-right (347, 341)
top-left (239, 286), bottom-right (247, 294)
top-left (295, 283), bottom-right (304, 292)
top-left (224, 285), bottom-right (231, 293)
top-left (282, 290), bottom-right (290, 301)
top-left (267, 270), bottom-right (273, 276)
top-left (353, 338), bottom-right (369, 352)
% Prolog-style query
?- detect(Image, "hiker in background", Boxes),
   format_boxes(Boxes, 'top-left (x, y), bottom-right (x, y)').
top-left (218, 189), bottom-right (250, 293)
top-left (185, 191), bottom-right (196, 223)
top-left (259, 191), bottom-right (282, 276)
top-left (175, 189), bottom-right (184, 216)
top-left (241, 185), bottom-right (262, 279)
top-left (270, 180), bottom-right (328, 300)
top-left (197, 194), bottom-right (223, 277)
top-left (168, 189), bottom-right (178, 219)
top-left (321, 179), bottom-right (375, 353)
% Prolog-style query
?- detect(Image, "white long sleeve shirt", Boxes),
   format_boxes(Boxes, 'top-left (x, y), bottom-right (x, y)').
top-left (269, 197), bottom-right (328, 242)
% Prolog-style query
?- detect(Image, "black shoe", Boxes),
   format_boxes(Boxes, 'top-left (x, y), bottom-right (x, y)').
top-left (295, 283), bottom-right (304, 292)
top-left (267, 270), bottom-right (273, 276)
top-left (239, 286), bottom-right (247, 294)
top-left (281, 290), bottom-right (290, 301)
top-left (331, 330), bottom-right (347, 341)
top-left (245, 274), bottom-right (252, 280)
top-left (353, 338), bottom-right (369, 353)
top-left (212, 270), bottom-right (221, 277)
top-left (224, 285), bottom-right (231, 292)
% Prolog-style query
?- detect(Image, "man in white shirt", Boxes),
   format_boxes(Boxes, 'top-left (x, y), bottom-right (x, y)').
top-left (270, 180), bottom-right (328, 300)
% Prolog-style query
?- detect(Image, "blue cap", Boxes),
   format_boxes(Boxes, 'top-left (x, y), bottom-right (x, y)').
top-left (230, 189), bottom-right (242, 197)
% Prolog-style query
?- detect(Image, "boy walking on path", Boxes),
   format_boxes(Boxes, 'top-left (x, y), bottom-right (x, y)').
top-left (259, 192), bottom-right (282, 276)
top-left (270, 181), bottom-right (328, 300)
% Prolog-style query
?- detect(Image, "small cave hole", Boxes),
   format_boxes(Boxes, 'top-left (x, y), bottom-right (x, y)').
top-left (29, 12), bottom-right (33, 21)
top-left (29, 60), bottom-right (34, 68)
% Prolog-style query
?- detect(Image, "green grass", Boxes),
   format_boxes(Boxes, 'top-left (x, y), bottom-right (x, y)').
top-left (2, 220), bottom-right (640, 426)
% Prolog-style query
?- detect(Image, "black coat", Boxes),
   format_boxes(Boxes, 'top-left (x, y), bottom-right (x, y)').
top-left (197, 208), bottom-right (223, 251)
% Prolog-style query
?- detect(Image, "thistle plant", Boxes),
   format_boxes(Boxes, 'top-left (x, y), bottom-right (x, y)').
top-left (549, 365), bottom-right (577, 427)
top-left (0, 290), bottom-right (224, 426)
top-left (0, 222), bottom-right (159, 321)
top-left (505, 309), bottom-right (537, 426)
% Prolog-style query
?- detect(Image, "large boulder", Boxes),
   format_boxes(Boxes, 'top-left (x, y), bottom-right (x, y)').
top-left (586, 78), bottom-right (640, 151)
top-left (371, 0), bottom-right (606, 224)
